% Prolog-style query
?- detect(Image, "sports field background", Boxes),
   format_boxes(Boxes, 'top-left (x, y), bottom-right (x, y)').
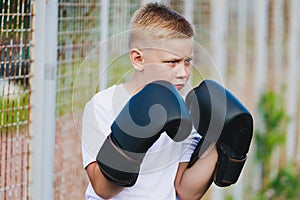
top-left (0, 0), bottom-right (299, 199)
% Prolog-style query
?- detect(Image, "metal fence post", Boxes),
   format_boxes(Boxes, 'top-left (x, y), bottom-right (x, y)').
top-left (233, 1), bottom-right (248, 198)
top-left (183, 0), bottom-right (194, 25)
top-left (286, 0), bottom-right (299, 162)
top-left (210, 0), bottom-right (228, 198)
top-left (252, 0), bottom-right (268, 192)
top-left (210, 0), bottom-right (228, 83)
top-left (30, 0), bottom-right (58, 199)
top-left (99, 0), bottom-right (109, 91)
top-left (183, 0), bottom-right (194, 86)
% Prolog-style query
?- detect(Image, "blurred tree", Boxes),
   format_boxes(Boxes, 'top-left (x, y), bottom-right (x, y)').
top-left (255, 89), bottom-right (300, 200)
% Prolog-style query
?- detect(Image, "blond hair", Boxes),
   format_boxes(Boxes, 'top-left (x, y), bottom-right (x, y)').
top-left (128, 3), bottom-right (195, 49)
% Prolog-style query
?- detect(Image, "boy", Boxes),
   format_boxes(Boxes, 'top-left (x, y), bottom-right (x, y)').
top-left (82, 3), bottom-right (218, 200)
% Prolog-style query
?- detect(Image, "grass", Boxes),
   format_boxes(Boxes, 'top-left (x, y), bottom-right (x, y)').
top-left (0, 92), bottom-right (29, 131)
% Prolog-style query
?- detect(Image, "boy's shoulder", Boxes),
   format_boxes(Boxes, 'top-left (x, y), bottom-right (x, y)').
top-left (90, 84), bottom-right (130, 116)
top-left (92, 84), bottom-right (118, 103)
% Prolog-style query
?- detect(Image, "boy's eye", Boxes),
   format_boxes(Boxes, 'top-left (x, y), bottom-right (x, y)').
top-left (185, 59), bottom-right (192, 64)
top-left (163, 59), bottom-right (192, 67)
top-left (167, 60), bottom-right (178, 64)
top-left (184, 59), bottom-right (192, 67)
top-left (163, 60), bottom-right (178, 67)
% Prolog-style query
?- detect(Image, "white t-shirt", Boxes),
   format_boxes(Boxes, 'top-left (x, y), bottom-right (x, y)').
top-left (81, 84), bottom-right (200, 200)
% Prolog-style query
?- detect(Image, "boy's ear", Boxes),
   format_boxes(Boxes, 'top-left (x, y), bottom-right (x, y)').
top-left (130, 48), bottom-right (144, 71)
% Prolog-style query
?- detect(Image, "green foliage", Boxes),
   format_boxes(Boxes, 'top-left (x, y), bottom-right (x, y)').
top-left (255, 90), bottom-right (289, 163)
top-left (0, 93), bottom-right (29, 131)
top-left (254, 89), bottom-right (300, 200)
top-left (266, 164), bottom-right (300, 200)
top-left (255, 132), bottom-right (285, 163)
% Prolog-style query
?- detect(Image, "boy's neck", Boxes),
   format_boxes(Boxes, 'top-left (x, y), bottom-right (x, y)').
top-left (123, 77), bottom-right (146, 96)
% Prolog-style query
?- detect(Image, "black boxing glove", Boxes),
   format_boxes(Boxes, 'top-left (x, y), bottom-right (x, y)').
top-left (97, 80), bottom-right (192, 187)
top-left (186, 79), bottom-right (253, 187)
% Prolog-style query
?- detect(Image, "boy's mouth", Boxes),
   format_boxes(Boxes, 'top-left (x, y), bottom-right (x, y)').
top-left (175, 84), bottom-right (184, 90)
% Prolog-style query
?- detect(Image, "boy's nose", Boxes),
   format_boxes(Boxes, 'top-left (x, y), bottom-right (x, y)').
top-left (175, 62), bottom-right (188, 79)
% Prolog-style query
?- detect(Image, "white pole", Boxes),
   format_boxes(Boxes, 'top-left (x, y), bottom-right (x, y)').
top-left (42, 0), bottom-right (58, 198)
top-left (210, 0), bottom-right (228, 83)
top-left (254, 0), bottom-right (268, 98)
top-left (273, 0), bottom-right (284, 90)
top-left (210, 0), bottom-right (228, 199)
top-left (269, 0), bottom-right (284, 180)
top-left (183, 0), bottom-right (194, 24)
top-left (99, 0), bottom-right (109, 91)
top-left (142, 0), bottom-right (163, 4)
top-left (236, 0), bottom-right (247, 91)
top-left (183, 0), bottom-right (194, 86)
top-left (233, 1), bottom-right (247, 198)
top-left (30, 0), bottom-right (58, 199)
top-left (253, 0), bottom-right (268, 192)
top-left (286, 0), bottom-right (299, 161)
top-left (30, 1), bottom-right (46, 199)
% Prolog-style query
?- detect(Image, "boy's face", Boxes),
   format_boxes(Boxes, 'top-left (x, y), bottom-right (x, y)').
top-left (138, 38), bottom-right (193, 90)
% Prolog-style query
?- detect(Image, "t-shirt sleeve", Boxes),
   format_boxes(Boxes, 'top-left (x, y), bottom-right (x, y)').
top-left (179, 127), bottom-right (201, 163)
top-left (81, 85), bottom-right (130, 170)
top-left (81, 100), bottom-right (110, 169)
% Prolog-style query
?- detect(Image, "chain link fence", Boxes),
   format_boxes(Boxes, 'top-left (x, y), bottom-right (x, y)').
top-left (0, 0), bottom-right (32, 199)
top-left (1, 0), bottom-right (300, 199)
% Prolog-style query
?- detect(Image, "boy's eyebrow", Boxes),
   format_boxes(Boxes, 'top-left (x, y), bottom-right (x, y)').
top-left (163, 56), bottom-right (193, 61)
top-left (167, 52), bottom-right (193, 59)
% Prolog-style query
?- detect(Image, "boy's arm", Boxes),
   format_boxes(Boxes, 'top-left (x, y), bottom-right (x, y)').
top-left (85, 162), bottom-right (124, 199)
top-left (175, 146), bottom-right (218, 200)
top-left (175, 79), bottom-right (254, 199)
top-left (85, 81), bottom-right (192, 198)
